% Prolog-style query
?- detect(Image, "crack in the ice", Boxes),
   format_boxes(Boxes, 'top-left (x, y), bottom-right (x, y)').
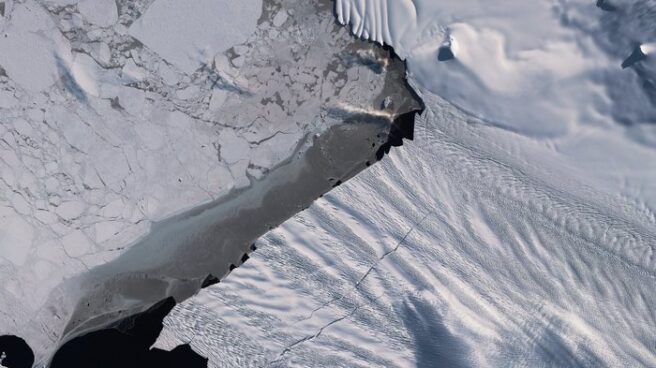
top-left (268, 300), bottom-right (367, 366)
top-left (273, 209), bottom-right (435, 363)
top-left (293, 209), bottom-right (434, 325)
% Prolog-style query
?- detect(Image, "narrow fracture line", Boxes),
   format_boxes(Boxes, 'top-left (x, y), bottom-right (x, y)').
top-left (273, 209), bottom-right (435, 362)
top-left (294, 209), bottom-right (434, 325)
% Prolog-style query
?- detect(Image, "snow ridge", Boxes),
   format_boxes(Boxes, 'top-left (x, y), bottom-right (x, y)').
top-left (336, 0), bottom-right (392, 45)
top-left (335, 0), bottom-right (416, 55)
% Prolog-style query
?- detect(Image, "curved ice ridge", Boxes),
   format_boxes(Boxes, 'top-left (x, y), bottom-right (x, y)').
top-left (335, 0), bottom-right (413, 49)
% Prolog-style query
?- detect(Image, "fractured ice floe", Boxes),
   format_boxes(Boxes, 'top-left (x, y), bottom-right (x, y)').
top-left (0, 0), bottom-right (420, 364)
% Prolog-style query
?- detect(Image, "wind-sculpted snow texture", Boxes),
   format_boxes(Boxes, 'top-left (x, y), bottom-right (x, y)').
top-left (0, 0), bottom-right (421, 364)
top-left (157, 1), bottom-right (656, 367)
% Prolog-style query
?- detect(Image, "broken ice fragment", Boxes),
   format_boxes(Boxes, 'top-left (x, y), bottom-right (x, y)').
top-left (381, 96), bottom-right (393, 110)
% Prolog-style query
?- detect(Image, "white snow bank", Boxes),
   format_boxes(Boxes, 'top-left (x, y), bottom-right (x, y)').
top-left (336, 0), bottom-right (656, 139)
top-left (641, 42), bottom-right (656, 55)
top-left (336, 0), bottom-right (656, 223)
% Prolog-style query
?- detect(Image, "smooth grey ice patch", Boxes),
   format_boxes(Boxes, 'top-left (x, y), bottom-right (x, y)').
top-left (59, 113), bottom-right (390, 342)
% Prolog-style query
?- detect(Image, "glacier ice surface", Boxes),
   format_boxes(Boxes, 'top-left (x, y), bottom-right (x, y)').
top-left (159, 84), bottom-right (656, 368)
top-left (156, 1), bottom-right (656, 367)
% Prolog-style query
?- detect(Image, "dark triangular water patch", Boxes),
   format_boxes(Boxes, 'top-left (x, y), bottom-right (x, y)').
top-left (437, 46), bottom-right (455, 61)
top-left (50, 297), bottom-right (208, 368)
top-left (376, 109), bottom-right (421, 161)
top-left (622, 45), bottom-right (647, 69)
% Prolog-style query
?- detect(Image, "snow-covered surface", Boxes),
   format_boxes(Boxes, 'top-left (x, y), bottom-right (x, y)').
top-left (0, 0), bottom-right (418, 364)
top-left (337, 0), bottom-right (656, 139)
top-left (332, 0), bottom-right (656, 249)
top-left (2, 0), bottom-right (655, 366)
top-left (159, 88), bottom-right (656, 368)
top-left (157, 1), bottom-right (656, 367)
